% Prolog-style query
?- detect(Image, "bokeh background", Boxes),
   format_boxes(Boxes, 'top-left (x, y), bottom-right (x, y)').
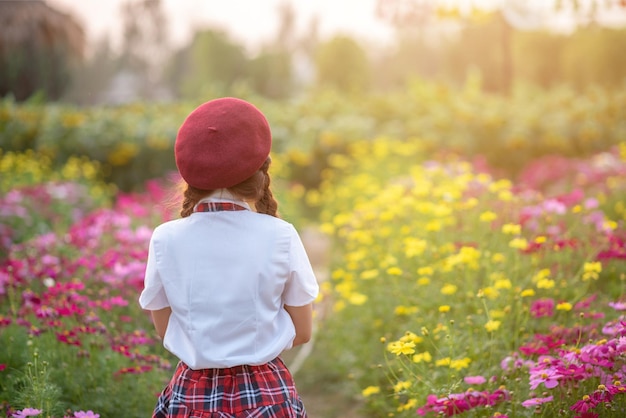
top-left (1, 1), bottom-right (626, 418)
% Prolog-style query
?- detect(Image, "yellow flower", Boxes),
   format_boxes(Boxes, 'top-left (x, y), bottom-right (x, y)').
top-left (481, 287), bottom-right (499, 299)
top-left (498, 190), bottom-right (513, 201)
top-left (107, 142), bottom-right (139, 166)
top-left (387, 267), bottom-right (403, 276)
top-left (348, 293), bottom-right (368, 305)
top-left (360, 269), bottom-right (379, 280)
top-left (494, 279), bottom-right (512, 289)
top-left (400, 331), bottom-right (423, 344)
top-left (436, 357), bottom-right (451, 367)
top-left (521, 288), bottom-right (535, 297)
top-left (439, 305), bottom-right (451, 313)
top-left (489, 178), bottom-right (512, 192)
top-left (509, 238), bottom-right (528, 250)
top-left (417, 277), bottom-right (431, 285)
top-left (404, 237), bottom-right (428, 258)
top-left (501, 223), bottom-right (521, 235)
top-left (534, 236), bottom-right (547, 244)
top-left (412, 351), bottom-right (432, 363)
top-left (387, 341), bottom-right (416, 356)
top-left (441, 284), bottom-right (458, 295)
top-left (397, 398), bottom-right (417, 412)
top-left (361, 386), bottom-right (380, 397)
top-left (394, 305), bottom-right (418, 316)
top-left (484, 320), bottom-right (501, 332)
top-left (582, 261), bottom-right (602, 281)
top-left (479, 211), bottom-right (497, 222)
top-left (450, 357), bottom-right (471, 370)
top-left (417, 266), bottom-right (434, 275)
top-left (536, 279), bottom-right (555, 289)
top-left (557, 302), bottom-right (573, 311)
top-left (491, 253), bottom-right (506, 263)
top-left (393, 380), bottom-right (412, 393)
top-left (532, 268), bottom-right (551, 282)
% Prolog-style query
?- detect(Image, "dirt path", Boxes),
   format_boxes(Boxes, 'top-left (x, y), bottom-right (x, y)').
top-left (286, 227), bottom-right (364, 418)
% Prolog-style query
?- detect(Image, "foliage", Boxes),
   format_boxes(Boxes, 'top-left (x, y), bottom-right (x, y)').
top-left (301, 138), bottom-right (626, 417)
top-left (314, 35), bottom-right (371, 93)
top-left (0, 149), bottom-right (114, 260)
top-left (170, 29), bottom-right (250, 100)
top-left (0, 169), bottom-right (175, 417)
top-left (0, 1), bottom-right (84, 101)
top-left (2, 83), bottom-right (625, 196)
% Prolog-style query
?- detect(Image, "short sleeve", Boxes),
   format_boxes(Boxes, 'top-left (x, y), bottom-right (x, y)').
top-left (138, 236), bottom-right (169, 310)
top-left (283, 226), bottom-right (319, 306)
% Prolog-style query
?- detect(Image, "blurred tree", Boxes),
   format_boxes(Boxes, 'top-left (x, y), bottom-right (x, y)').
top-left (560, 27), bottom-right (626, 88)
top-left (441, 12), bottom-right (512, 93)
top-left (375, 0), bottom-right (626, 93)
top-left (314, 35), bottom-right (370, 93)
top-left (554, 0), bottom-right (626, 26)
top-left (375, 0), bottom-right (435, 28)
top-left (117, 0), bottom-right (169, 99)
top-left (248, 51), bottom-right (292, 99)
top-left (166, 29), bottom-right (248, 99)
top-left (64, 38), bottom-right (119, 104)
top-left (0, 0), bottom-right (85, 101)
top-left (247, 2), bottom-right (295, 99)
top-left (513, 31), bottom-right (567, 88)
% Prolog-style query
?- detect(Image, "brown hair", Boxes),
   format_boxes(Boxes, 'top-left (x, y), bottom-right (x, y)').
top-left (179, 157), bottom-right (278, 218)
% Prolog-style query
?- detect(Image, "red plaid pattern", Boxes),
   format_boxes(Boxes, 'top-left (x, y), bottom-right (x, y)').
top-left (152, 357), bottom-right (307, 417)
top-left (195, 202), bottom-right (247, 213)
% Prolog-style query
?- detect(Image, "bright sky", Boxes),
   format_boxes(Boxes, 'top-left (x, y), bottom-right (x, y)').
top-left (47, 0), bottom-right (626, 53)
top-left (47, 0), bottom-right (397, 52)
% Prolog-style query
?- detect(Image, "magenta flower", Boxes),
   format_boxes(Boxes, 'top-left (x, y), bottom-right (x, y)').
top-left (530, 298), bottom-right (555, 318)
top-left (570, 395), bottom-right (598, 414)
top-left (574, 413), bottom-right (599, 418)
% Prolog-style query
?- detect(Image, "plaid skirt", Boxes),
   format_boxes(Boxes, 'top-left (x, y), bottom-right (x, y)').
top-left (152, 357), bottom-right (308, 418)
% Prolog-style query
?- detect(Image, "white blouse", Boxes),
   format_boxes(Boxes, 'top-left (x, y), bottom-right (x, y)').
top-left (138, 191), bottom-right (319, 369)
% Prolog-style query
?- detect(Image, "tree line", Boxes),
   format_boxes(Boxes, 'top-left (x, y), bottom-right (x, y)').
top-left (1, 0), bottom-right (625, 104)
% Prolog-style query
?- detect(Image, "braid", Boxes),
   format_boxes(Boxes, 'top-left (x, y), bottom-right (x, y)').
top-left (254, 158), bottom-right (279, 218)
top-left (180, 184), bottom-right (213, 217)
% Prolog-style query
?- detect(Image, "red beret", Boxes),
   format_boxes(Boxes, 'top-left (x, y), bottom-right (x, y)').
top-left (174, 97), bottom-right (272, 190)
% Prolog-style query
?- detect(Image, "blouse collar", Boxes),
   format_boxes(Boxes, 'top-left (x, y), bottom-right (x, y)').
top-left (194, 189), bottom-right (252, 211)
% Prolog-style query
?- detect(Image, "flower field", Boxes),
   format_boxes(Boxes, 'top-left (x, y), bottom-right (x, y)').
top-left (301, 139), bottom-right (626, 417)
top-left (1, 102), bottom-right (626, 417)
top-left (0, 151), bottom-right (176, 417)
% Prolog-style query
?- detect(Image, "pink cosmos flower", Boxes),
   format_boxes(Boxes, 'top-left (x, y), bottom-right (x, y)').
top-left (12, 408), bottom-right (42, 418)
top-left (521, 396), bottom-right (553, 408)
top-left (609, 302), bottom-right (626, 311)
top-left (464, 375), bottom-right (487, 385)
top-left (73, 411), bottom-right (100, 418)
top-left (529, 367), bottom-right (561, 390)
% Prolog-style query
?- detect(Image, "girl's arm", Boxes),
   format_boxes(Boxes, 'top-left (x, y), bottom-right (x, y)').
top-left (284, 303), bottom-right (313, 347)
top-left (150, 307), bottom-right (172, 340)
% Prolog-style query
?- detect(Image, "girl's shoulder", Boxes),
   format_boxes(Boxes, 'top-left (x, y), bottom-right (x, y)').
top-left (151, 217), bottom-right (189, 236)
